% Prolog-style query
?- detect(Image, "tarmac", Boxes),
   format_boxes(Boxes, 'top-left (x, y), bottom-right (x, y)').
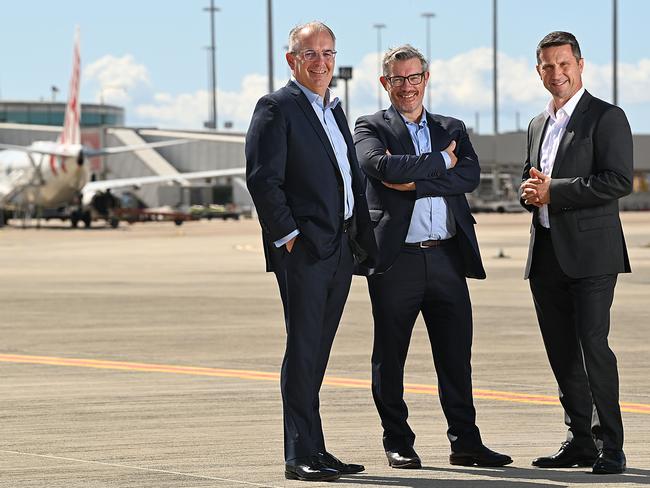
top-left (1, 212), bottom-right (649, 487)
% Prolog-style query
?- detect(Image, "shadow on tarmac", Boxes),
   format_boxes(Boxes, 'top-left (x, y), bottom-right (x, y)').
top-left (337, 465), bottom-right (650, 487)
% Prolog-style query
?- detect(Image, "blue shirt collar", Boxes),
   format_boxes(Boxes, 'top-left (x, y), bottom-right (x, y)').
top-left (398, 108), bottom-right (428, 129)
top-left (292, 78), bottom-right (340, 109)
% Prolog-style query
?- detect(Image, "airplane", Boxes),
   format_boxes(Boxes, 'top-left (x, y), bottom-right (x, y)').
top-left (0, 29), bottom-right (245, 228)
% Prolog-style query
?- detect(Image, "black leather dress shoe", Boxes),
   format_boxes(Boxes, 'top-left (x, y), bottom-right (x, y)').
top-left (318, 451), bottom-right (365, 474)
top-left (532, 441), bottom-right (598, 468)
top-left (385, 446), bottom-right (422, 469)
top-left (592, 449), bottom-right (626, 474)
top-left (285, 457), bottom-right (340, 481)
top-left (450, 444), bottom-right (513, 467)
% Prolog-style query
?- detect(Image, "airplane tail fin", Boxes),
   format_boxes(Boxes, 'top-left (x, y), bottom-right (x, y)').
top-left (60, 27), bottom-right (81, 145)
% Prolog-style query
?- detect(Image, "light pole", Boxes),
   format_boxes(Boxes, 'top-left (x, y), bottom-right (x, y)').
top-left (421, 13), bottom-right (435, 112)
top-left (492, 0), bottom-right (498, 134)
top-left (267, 0), bottom-right (274, 94)
top-left (338, 66), bottom-right (353, 120)
top-left (373, 23), bottom-right (386, 110)
top-left (203, 1), bottom-right (220, 130)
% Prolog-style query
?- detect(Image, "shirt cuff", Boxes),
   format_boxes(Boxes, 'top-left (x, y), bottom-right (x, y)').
top-left (274, 229), bottom-right (300, 248)
top-left (441, 151), bottom-right (452, 169)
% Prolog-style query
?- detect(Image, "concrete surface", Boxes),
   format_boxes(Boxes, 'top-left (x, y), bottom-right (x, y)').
top-left (1, 213), bottom-right (649, 487)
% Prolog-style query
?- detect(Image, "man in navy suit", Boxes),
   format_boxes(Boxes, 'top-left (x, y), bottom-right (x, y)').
top-left (521, 31), bottom-right (633, 475)
top-left (354, 44), bottom-right (511, 469)
top-left (246, 21), bottom-right (376, 482)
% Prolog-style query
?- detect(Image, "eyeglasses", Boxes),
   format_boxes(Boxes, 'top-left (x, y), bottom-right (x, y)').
top-left (385, 72), bottom-right (426, 87)
top-left (294, 49), bottom-right (337, 61)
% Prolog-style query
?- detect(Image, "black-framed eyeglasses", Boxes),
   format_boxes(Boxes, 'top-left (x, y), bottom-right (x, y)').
top-left (293, 49), bottom-right (337, 61)
top-left (385, 72), bottom-right (426, 87)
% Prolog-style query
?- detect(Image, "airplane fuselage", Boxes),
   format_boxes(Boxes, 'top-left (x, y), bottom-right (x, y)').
top-left (0, 143), bottom-right (88, 208)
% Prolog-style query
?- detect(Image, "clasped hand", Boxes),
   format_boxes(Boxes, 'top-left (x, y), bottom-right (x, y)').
top-left (520, 167), bottom-right (551, 207)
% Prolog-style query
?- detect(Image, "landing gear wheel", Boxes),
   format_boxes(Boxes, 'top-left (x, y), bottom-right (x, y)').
top-left (70, 211), bottom-right (80, 228)
top-left (82, 210), bottom-right (92, 228)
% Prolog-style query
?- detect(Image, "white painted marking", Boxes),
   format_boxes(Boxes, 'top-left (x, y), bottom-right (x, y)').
top-left (0, 449), bottom-right (282, 488)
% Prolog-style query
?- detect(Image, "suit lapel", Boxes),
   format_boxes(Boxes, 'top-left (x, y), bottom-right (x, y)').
top-left (425, 113), bottom-right (454, 151)
top-left (332, 104), bottom-right (360, 177)
top-left (551, 90), bottom-right (591, 178)
top-left (287, 81), bottom-right (340, 173)
top-left (385, 106), bottom-right (416, 155)
top-left (531, 114), bottom-right (550, 171)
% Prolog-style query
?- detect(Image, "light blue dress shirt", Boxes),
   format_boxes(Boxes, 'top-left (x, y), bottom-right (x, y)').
top-left (402, 112), bottom-right (456, 243)
top-left (274, 79), bottom-right (354, 248)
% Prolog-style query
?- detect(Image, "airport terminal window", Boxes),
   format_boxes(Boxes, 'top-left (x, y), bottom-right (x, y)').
top-left (82, 113), bottom-right (101, 126)
top-left (6, 111), bottom-right (30, 123)
top-left (29, 112), bottom-right (58, 125)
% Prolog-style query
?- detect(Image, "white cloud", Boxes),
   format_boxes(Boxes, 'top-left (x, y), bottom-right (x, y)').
top-left (343, 48), bottom-right (547, 131)
top-left (133, 73), bottom-right (283, 130)
top-left (83, 54), bottom-right (150, 105)
top-left (83, 49), bottom-right (650, 133)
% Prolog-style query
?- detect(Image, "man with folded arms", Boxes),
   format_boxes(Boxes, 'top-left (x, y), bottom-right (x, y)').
top-left (354, 44), bottom-right (511, 469)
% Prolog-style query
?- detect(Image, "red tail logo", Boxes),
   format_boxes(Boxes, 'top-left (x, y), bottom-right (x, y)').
top-left (51, 28), bottom-right (81, 175)
top-left (61, 28), bottom-right (81, 146)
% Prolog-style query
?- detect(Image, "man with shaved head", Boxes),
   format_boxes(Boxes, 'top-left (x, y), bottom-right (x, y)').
top-left (246, 21), bottom-right (376, 482)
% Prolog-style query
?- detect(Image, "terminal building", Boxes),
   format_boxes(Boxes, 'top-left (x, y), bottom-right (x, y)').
top-left (1, 102), bottom-right (649, 212)
top-left (0, 101), bottom-right (124, 127)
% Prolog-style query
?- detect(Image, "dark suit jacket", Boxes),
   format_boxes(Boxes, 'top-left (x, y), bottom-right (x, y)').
top-left (245, 81), bottom-right (376, 272)
top-left (522, 90), bottom-right (633, 279)
top-left (354, 106), bottom-right (485, 278)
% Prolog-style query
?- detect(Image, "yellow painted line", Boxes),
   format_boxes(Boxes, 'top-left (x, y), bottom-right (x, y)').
top-left (1, 354), bottom-right (648, 414)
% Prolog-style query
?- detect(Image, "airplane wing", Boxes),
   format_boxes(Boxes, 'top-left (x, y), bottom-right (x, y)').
top-left (83, 139), bottom-right (190, 157)
top-left (83, 167), bottom-right (246, 194)
top-left (0, 142), bottom-right (75, 158)
top-left (0, 139), bottom-right (189, 158)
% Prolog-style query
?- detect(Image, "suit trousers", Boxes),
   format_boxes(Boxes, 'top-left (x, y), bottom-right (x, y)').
top-left (274, 232), bottom-right (354, 461)
top-left (529, 226), bottom-right (623, 451)
top-left (368, 239), bottom-right (481, 451)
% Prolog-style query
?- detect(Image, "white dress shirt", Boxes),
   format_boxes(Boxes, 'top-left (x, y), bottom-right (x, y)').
top-left (538, 87), bottom-right (585, 228)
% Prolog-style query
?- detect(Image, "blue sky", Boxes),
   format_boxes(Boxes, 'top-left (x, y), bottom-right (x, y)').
top-left (1, 0), bottom-right (648, 133)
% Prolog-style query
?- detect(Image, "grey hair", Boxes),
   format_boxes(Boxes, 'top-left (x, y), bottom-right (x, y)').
top-left (536, 31), bottom-right (582, 64)
top-left (382, 44), bottom-right (428, 77)
top-left (288, 21), bottom-right (336, 53)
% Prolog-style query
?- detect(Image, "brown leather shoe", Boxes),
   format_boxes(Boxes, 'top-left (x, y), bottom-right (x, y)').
top-left (532, 441), bottom-right (598, 468)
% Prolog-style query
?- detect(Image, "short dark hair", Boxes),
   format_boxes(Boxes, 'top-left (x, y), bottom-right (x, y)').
top-left (382, 44), bottom-right (428, 77)
top-left (536, 31), bottom-right (582, 64)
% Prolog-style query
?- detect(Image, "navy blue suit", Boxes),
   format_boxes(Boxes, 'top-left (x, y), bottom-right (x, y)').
top-left (354, 106), bottom-right (485, 451)
top-left (246, 81), bottom-right (376, 461)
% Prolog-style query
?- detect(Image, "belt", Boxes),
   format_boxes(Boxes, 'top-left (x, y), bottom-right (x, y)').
top-left (343, 217), bottom-right (353, 232)
top-left (403, 238), bottom-right (453, 249)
